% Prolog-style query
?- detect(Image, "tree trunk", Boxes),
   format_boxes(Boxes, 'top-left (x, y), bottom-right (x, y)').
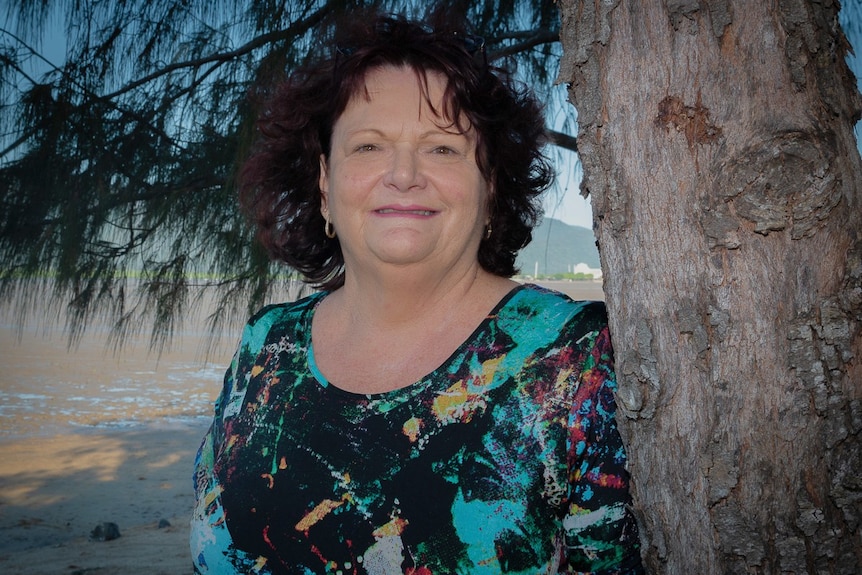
top-left (556, 1), bottom-right (862, 573)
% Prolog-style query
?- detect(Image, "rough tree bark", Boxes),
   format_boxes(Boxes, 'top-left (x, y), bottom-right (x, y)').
top-left (556, 1), bottom-right (862, 573)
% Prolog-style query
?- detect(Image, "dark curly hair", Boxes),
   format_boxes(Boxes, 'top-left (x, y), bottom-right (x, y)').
top-left (239, 8), bottom-right (553, 290)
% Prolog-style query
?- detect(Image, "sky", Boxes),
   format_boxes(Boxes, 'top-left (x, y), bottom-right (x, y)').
top-left (545, 186), bottom-right (593, 229)
top-left (542, 150), bottom-right (592, 229)
top-left (533, 43), bottom-right (593, 230)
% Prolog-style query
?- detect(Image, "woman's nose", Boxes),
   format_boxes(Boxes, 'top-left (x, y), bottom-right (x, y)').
top-left (383, 147), bottom-right (426, 191)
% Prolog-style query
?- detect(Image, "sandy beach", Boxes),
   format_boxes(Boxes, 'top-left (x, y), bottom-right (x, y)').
top-left (0, 308), bottom-right (231, 575)
top-left (0, 424), bottom-right (207, 575)
top-left (0, 280), bottom-right (603, 575)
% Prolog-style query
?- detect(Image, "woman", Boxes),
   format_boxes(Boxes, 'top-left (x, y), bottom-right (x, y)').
top-left (191, 9), bottom-right (643, 575)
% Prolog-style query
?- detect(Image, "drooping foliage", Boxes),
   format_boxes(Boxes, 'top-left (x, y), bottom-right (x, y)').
top-left (0, 0), bottom-right (566, 350)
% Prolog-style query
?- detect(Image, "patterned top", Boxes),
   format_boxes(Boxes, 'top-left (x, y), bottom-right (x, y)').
top-left (191, 284), bottom-right (643, 574)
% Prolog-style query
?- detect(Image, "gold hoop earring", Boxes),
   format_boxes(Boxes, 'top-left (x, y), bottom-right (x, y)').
top-left (325, 219), bottom-right (336, 239)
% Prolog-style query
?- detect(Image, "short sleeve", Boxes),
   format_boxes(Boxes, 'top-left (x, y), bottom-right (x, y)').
top-left (563, 324), bottom-right (644, 574)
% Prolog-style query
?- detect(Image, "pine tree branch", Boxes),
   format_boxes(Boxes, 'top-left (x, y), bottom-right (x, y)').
top-left (547, 129), bottom-right (578, 153)
top-left (488, 29), bottom-right (560, 61)
top-left (99, 6), bottom-right (331, 101)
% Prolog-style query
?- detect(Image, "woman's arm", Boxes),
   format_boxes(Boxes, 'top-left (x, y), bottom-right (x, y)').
top-left (190, 341), bottom-right (271, 574)
top-left (564, 324), bottom-right (644, 574)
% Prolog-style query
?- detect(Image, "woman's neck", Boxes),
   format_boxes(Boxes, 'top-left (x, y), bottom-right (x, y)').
top-left (311, 264), bottom-right (517, 394)
top-left (336, 262), bottom-right (501, 329)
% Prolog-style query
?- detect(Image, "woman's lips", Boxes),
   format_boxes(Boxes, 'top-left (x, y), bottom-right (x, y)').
top-left (374, 207), bottom-right (436, 216)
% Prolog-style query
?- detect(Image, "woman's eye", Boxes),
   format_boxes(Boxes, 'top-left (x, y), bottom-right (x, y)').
top-left (432, 146), bottom-right (456, 155)
top-left (355, 144), bottom-right (378, 152)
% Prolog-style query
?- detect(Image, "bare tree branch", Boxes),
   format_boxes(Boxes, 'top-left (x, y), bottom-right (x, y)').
top-left (547, 128), bottom-right (577, 153)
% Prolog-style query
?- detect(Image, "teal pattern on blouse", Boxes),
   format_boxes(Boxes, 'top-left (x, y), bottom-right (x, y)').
top-left (191, 284), bottom-right (643, 574)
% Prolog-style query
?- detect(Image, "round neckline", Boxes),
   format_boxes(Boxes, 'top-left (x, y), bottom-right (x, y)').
top-left (305, 283), bottom-right (528, 399)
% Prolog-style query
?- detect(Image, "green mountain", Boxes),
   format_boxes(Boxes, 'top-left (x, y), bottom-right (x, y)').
top-left (515, 218), bottom-right (600, 277)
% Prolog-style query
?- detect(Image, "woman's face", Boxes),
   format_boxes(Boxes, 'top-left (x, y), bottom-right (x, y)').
top-left (319, 65), bottom-right (490, 282)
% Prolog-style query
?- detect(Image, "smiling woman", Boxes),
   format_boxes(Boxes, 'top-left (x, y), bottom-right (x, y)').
top-left (319, 66), bottom-right (489, 290)
top-left (312, 65), bottom-right (499, 394)
top-left (191, 6), bottom-right (644, 574)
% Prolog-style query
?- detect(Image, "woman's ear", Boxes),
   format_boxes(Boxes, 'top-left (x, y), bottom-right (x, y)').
top-left (484, 172), bottom-right (496, 221)
top-left (319, 154), bottom-right (329, 214)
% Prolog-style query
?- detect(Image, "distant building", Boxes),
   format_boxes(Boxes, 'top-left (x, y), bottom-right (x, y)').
top-left (573, 262), bottom-right (603, 279)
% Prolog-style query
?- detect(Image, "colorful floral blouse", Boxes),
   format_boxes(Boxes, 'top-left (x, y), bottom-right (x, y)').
top-left (191, 284), bottom-right (643, 574)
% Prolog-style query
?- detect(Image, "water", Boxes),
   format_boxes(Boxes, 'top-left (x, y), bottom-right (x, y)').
top-left (0, 319), bottom-right (235, 440)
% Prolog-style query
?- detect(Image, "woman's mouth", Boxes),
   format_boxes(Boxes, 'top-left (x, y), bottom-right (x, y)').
top-left (375, 208), bottom-right (436, 216)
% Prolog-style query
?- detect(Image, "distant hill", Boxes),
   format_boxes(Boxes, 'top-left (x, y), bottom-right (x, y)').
top-left (515, 217), bottom-right (599, 277)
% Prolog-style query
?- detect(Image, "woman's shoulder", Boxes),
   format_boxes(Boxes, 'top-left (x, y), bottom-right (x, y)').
top-left (490, 283), bottom-right (608, 349)
top-left (238, 290), bottom-right (326, 345)
top-left (507, 282), bottom-right (607, 322)
top-left (248, 290), bottom-right (325, 323)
